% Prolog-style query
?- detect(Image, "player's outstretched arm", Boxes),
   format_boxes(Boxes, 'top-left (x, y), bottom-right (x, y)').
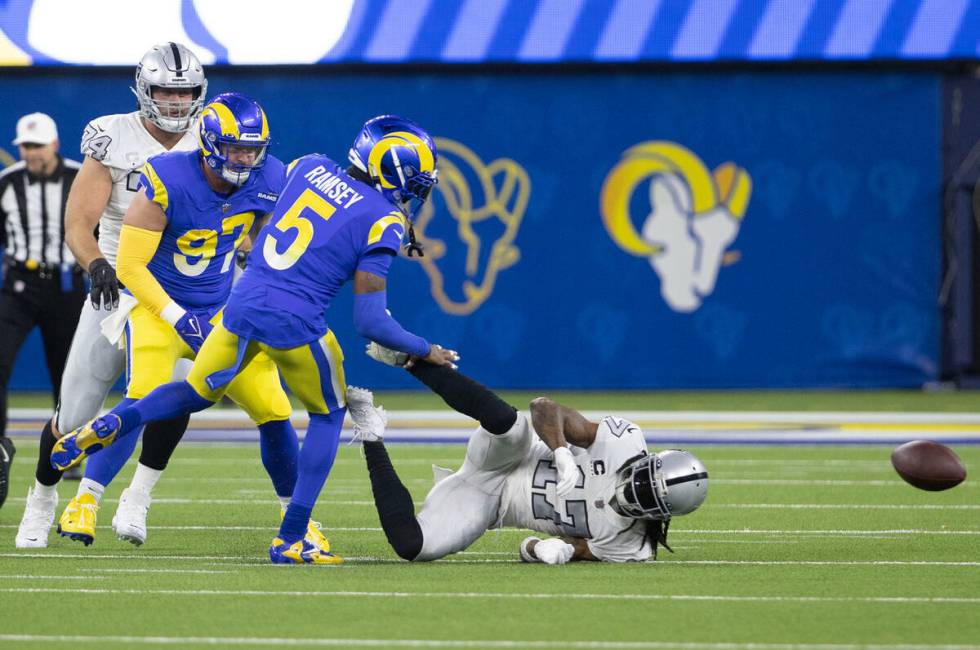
top-left (352, 265), bottom-right (458, 367)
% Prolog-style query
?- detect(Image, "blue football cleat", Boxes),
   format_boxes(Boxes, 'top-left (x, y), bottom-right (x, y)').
top-left (269, 537), bottom-right (343, 565)
top-left (51, 414), bottom-right (122, 471)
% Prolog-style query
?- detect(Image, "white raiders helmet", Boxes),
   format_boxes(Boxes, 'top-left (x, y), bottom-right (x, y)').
top-left (131, 42), bottom-right (207, 133)
top-left (612, 449), bottom-right (708, 521)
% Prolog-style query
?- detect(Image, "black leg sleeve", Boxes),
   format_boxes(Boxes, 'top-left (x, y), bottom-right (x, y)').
top-left (138, 414), bottom-right (192, 471)
top-left (35, 419), bottom-right (62, 486)
top-left (363, 440), bottom-right (423, 561)
top-left (407, 363), bottom-right (517, 435)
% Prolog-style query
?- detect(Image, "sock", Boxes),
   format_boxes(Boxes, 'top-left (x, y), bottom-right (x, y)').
top-left (363, 440), bottom-right (423, 560)
top-left (278, 495), bottom-right (290, 510)
top-left (129, 463), bottom-right (162, 495)
top-left (407, 363), bottom-right (517, 435)
top-left (277, 410), bottom-right (344, 543)
top-left (84, 398), bottom-right (141, 487)
top-left (34, 420), bottom-right (63, 487)
top-left (84, 426), bottom-right (140, 487)
top-left (138, 414), bottom-right (192, 471)
top-left (33, 480), bottom-right (57, 499)
top-left (279, 503), bottom-right (312, 544)
top-left (117, 381), bottom-right (213, 437)
top-left (257, 419), bottom-right (299, 500)
top-left (76, 477), bottom-right (105, 503)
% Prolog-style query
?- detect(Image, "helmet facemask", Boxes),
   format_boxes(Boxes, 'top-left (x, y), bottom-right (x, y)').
top-left (214, 139), bottom-right (268, 186)
top-left (612, 454), bottom-right (672, 521)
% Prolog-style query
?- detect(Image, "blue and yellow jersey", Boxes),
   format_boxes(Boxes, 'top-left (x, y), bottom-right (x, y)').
top-left (138, 150), bottom-right (286, 310)
top-left (223, 154), bottom-right (406, 347)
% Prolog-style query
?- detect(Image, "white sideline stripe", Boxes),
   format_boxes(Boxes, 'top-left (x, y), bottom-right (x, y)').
top-left (3, 587), bottom-right (979, 605)
top-left (2, 635), bottom-right (974, 650)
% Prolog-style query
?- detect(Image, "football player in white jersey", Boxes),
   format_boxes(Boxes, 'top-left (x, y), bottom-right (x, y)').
top-left (15, 43), bottom-right (206, 548)
top-left (347, 351), bottom-right (709, 564)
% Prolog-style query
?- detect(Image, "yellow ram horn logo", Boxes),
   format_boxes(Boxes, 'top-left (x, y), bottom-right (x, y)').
top-left (600, 141), bottom-right (751, 313)
top-left (411, 138), bottom-right (530, 316)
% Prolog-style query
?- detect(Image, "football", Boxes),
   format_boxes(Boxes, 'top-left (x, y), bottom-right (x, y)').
top-left (890, 440), bottom-right (967, 491)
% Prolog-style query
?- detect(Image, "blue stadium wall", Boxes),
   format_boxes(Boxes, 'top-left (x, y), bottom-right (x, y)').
top-left (0, 68), bottom-right (941, 389)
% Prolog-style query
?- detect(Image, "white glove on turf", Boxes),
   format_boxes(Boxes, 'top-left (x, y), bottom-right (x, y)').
top-left (527, 537), bottom-right (575, 565)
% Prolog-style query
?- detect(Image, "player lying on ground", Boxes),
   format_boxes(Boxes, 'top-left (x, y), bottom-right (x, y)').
top-left (51, 93), bottom-right (330, 553)
top-left (15, 42), bottom-right (206, 549)
top-left (347, 350), bottom-right (709, 563)
top-left (52, 115), bottom-right (458, 564)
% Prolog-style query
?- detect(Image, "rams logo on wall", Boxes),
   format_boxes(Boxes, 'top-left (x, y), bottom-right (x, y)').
top-left (601, 141), bottom-right (751, 313)
top-left (411, 138), bottom-right (529, 316)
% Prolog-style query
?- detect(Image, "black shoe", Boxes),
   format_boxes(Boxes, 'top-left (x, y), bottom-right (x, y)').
top-left (62, 460), bottom-right (84, 481)
top-left (0, 436), bottom-right (15, 508)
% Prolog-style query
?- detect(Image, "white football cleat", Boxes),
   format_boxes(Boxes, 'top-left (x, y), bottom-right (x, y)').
top-left (15, 488), bottom-right (57, 548)
top-left (112, 487), bottom-right (151, 546)
top-left (346, 386), bottom-right (387, 443)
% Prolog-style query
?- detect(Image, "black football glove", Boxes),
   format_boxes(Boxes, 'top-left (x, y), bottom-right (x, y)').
top-left (88, 257), bottom-right (119, 310)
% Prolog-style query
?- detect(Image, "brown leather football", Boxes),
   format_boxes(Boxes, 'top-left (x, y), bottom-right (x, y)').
top-left (890, 440), bottom-right (967, 491)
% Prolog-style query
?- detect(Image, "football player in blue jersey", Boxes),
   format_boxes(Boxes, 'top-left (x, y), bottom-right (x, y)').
top-left (54, 93), bottom-right (335, 559)
top-left (53, 115), bottom-right (458, 564)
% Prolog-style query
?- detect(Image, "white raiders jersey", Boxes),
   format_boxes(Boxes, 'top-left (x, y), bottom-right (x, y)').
top-left (498, 416), bottom-right (654, 562)
top-left (80, 111), bottom-right (198, 266)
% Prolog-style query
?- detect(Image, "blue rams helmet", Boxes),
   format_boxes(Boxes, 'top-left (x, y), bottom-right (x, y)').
top-left (348, 115), bottom-right (438, 219)
top-left (198, 92), bottom-right (270, 186)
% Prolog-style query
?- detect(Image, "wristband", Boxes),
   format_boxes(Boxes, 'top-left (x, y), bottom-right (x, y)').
top-left (160, 301), bottom-right (187, 326)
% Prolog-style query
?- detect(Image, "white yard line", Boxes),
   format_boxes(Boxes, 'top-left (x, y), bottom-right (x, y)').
top-left (0, 574), bottom-right (103, 579)
top-left (4, 553), bottom-right (980, 568)
top-left (2, 587), bottom-right (979, 605)
top-left (5, 497), bottom-right (976, 510)
top-left (1, 635), bottom-right (977, 650)
top-left (712, 504), bottom-right (980, 510)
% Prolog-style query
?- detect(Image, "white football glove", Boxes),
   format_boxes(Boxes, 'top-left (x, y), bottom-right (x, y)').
top-left (366, 341), bottom-right (409, 367)
top-left (529, 537), bottom-right (575, 565)
top-left (553, 447), bottom-right (578, 497)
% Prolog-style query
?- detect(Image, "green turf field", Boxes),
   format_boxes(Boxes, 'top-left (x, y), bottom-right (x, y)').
top-left (0, 438), bottom-right (976, 649)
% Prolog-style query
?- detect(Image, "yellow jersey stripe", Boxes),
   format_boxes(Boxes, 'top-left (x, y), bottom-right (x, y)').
top-left (366, 213), bottom-right (405, 246)
top-left (141, 162), bottom-right (169, 212)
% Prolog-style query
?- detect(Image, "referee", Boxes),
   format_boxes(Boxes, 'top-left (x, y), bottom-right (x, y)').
top-left (0, 112), bottom-right (86, 507)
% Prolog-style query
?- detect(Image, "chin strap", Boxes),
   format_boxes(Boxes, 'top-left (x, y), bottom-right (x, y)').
top-left (405, 224), bottom-right (424, 257)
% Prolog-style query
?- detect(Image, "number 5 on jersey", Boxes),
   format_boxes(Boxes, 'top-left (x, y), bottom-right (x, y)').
top-left (262, 189), bottom-right (337, 270)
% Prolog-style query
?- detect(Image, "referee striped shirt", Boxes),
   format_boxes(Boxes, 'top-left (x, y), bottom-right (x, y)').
top-left (0, 156), bottom-right (81, 266)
